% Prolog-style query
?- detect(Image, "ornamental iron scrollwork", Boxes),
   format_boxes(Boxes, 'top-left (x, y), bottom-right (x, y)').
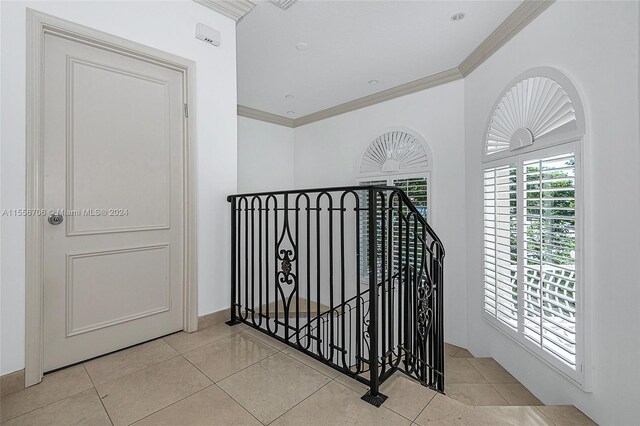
top-left (227, 185), bottom-right (445, 406)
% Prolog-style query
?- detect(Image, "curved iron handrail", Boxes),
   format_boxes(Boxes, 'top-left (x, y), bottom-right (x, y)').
top-left (228, 185), bottom-right (444, 260)
top-left (226, 184), bottom-right (445, 405)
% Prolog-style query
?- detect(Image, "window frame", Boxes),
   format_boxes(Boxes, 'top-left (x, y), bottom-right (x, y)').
top-left (482, 140), bottom-right (586, 388)
top-left (482, 67), bottom-right (586, 165)
top-left (357, 171), bottom-right (432, 284)
top-left (357, 171), bottom-right (432, 218)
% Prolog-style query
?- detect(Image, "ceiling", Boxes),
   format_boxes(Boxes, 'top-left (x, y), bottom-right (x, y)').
top-left (237, 0), bottom-right (523, 119)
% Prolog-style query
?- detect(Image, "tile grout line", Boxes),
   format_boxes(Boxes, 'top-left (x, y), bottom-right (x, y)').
top-left (407, 392), bottom-right (437, 423)
top-left (383, 395), bottom-right (435, 424)
top-left (212, 382), bottom-right (268, 426)
top-left (202, 339), bottom-right (284, 384)
top-left (327, 374), bottom-right (434, 424)
top-left (126, 343), bottom-right (269, 426)
top-left (466, 358), bottom-right (541, 408)
top-left (462, 358), bottom-right (511, 406)
top-left (331, 374), bottom-right (430, 424)
top-left (1, 392), bottom-right (83, 424)
top-left (278, 351), bottom-right (340, 380)
top-left (411, 391), bottom-right (438, 425)
top-left (86, 345), bottom-right (216, 425)
top-left (236, 330), bottom-right (291, 353)
top-left (83, 364), bottom-right (115, 426)
top-left (531, 406), bottom-right (558, 426)
top-left (87, 352), bottom-right (183, 389)
top-left (185, 354), bottom-right (266, 426)
top-left (179, 350), bottom-right (277, 425)
top-left (190, 341), bottom-right (338, 425)
top-left (224, 329), bottom-right (422, 422)
top-left (0, 370), bottom-right (94, 423)
top-left (1, 343), bottom-right (183, 424)
top-left (127, 383), bottom-right (216, 425)
top-left (266, 377), bottom-right (336, 425)
top-left (181, 342), bottom-right (282, 384)
top-left (162, 326), bottom-right (245, 354)
top-left (487, 382), bottom-right (513, 407)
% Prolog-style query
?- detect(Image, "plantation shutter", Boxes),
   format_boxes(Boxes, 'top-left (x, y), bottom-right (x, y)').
top-left (483, 164), bottom-right (518, 330)
top-left (392, 177), bottom-right (428, 274)
top-left (392, 177), bottom-right (428, 220)
top-left (359, 177), bottom-right (429, 278)
top-left (359, 180), bottom-right (387, 278)
top-left (522, 153), bottom-right (577, 368)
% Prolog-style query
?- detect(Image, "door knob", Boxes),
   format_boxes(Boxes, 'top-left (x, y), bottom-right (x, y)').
top-left (48, 213), bottom-right (64, 225)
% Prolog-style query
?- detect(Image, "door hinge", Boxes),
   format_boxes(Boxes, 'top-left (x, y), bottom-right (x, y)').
top-left (184, 103), bottom-right (189, 118)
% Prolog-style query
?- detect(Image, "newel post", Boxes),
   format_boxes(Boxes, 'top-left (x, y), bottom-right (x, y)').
top-left (361, 188), bottom-right (387, 407)
top-left (226, 196), bottom-right (241, 326)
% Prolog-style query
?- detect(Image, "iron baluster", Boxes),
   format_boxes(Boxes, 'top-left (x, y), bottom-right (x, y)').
top-left (226, 185), bottom-right (445, 405)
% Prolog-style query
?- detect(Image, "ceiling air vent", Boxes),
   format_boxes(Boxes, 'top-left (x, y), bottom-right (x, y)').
top-left (268, 0), bottom-right (298, 10)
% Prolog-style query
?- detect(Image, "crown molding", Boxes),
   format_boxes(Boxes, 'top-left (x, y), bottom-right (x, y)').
top-left (294, 67), bottom-right (463, 127)
top-left (458, 0), bottom-right (555, 76)
top-left (239, 0), bottom-right (556, 128)
top-left (193, 0), bottom-right (256, 22)
top-left (238, 105), bottom-right (295, 128)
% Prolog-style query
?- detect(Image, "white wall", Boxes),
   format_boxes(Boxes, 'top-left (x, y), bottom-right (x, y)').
top-left (237, 116), bottom-right (294, 193)
top-left (0, 1), bottom-right (238, 375)
top-left (464, 2), bottom-right (640, 424)
top-left (292, 80), bottom-right (468, 347)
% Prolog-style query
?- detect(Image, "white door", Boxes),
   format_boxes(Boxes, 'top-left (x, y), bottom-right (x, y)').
top-left (43, 33), bottom-right (185, 371)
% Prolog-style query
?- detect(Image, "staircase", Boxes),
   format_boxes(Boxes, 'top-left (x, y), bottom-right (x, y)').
top-left (226, 185), bottom-right (445, 406)
top-left (439, 343), bottom-right (596, 425)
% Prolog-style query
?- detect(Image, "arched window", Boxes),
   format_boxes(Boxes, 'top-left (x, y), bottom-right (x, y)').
top-left (357, 129), bottom-right (433, 279)
top-left (482, 67), bottom-right (586, 385)
top-left (358, 129), bottom-right (432, 220)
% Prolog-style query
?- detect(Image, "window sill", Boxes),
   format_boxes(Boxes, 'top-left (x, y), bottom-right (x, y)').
top-left (481, 313), bottom-right (590, 392)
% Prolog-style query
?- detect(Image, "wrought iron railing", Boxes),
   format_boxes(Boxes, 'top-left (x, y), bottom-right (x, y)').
top-left (226, 186), bottom-right (445, 406)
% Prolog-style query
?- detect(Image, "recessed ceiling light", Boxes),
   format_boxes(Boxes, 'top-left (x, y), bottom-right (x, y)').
top-left (268, 0), bottom-right (298, 10)
top-left (368, 80), bottom-right (378, 85)
top-left (451, 12), bottom-right (465, 21)
top-left (285, 94), bottom-right (295, 100)
top-left (295, 42), bottom-right (308, 51)
top-left (286, 111), bottom-right (295, 116)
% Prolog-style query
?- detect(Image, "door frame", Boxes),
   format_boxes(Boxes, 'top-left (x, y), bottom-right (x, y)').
top-left (25, 8), bottom-right (198, 387)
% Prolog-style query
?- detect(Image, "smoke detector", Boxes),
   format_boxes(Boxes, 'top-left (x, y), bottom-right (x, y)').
top-left (269, 0), bottom-right (298, 10)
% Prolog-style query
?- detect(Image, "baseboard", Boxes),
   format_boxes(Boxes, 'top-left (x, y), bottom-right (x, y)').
top-left (1, 369), bottom-right (25, 397)
top-left (1, 309), bottom-right (231, 396)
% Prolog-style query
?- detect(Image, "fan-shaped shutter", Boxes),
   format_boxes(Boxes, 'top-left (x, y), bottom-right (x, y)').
top-left (486, 77), bottom-right (577, 156)
top-left (360, 131), bottom-right (429, 175)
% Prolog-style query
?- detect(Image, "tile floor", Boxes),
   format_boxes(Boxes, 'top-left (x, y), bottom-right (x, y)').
top-left (0, 317), bottom-right (597, 425)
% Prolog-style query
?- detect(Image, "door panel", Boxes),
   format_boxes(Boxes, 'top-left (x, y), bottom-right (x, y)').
top-left (65, 245), bottom-right (171, 337)
top-left (67, 57), bottom-right (171, 235)
top-left (43, 33), bottom-right (185, 371)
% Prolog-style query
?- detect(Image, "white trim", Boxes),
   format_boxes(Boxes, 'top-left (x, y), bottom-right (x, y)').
top-left (356, 172), bottom-right (432, 286)
top-left (357, 127), bottom-right (433, 177)
top-left (458, 1), bottom-right (555, 76)
top-left (238, 1), bottom-right (556, 128)
top-left (357, 172), bottom-right (432, 221)
top-left (237, 105), bottom-right (294, 128)
top-left (482, 67), bottom-right (586, 163)
top-left (483, 312), bottom-right (583, 387)
top-left (294, 68), bottom-right (463, 127)
top-left (25, 8), bottom-right (198, 387)
top-left (193, 0), bottom-right (256, 22)
top-left (480, 139), bottom-right (588, 390)
top-left (481, 68), bottom-right (589, 389)
top-left (357, 127), bottom-right (435, 227)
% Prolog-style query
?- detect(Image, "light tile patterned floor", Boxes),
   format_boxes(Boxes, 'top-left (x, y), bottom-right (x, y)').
top-left (0, 320), bottom-right (597, 425)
